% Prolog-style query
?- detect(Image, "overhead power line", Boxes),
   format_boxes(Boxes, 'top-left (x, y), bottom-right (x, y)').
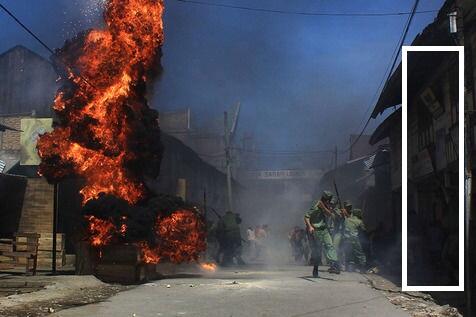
top-left (340, 0), bottom-right (421, 155)
top-left (351, 2), bottom-right (417, 138)
top-left (175, 0), bottom-right (436, 17)
top-left (0, 3), bottom-right (97, 89)
top-left (235, 148), bottom-right (333, 155)
top-left (0, 3), bottom-right (55, 55)
top-left (196, 147), bottom-right (335, 158)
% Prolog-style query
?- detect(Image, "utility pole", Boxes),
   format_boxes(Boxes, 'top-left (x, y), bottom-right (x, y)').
top-left (52, 183), bottom-right (58, 275)
top-left (224, 111), bottom-right (233, 212)
top-left (462, 15), bottom-right (472, 317)
top-left (451, 3), bottom-right (471, 314)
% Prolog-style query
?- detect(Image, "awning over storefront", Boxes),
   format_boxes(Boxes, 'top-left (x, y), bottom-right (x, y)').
top-left (370, 108), bottom-right (401, 145)
top-left (370, 8), bottom-right (454, 119)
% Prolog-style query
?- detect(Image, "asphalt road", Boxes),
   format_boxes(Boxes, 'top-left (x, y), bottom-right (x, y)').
top-left (52, 265), bottom-right (410, 317)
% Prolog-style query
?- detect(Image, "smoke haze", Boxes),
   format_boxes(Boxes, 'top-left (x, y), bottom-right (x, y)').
top-left (0, 0), bottom-right (444, 153)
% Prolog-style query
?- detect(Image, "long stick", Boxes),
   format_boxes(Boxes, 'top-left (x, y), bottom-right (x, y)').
top-left (208, 206), bottom-right (223, 219)
top-left (224, 111), bottom-right (233, 212)
top-left (333, 181), bottom-right (343, 209)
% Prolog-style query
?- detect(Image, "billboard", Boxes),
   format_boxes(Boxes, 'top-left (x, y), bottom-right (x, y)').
top-left (20, 118), bottom-right (53, 165)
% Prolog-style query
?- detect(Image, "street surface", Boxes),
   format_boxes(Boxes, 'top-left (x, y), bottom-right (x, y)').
top-left (52, 265), bottom-right (409, 317)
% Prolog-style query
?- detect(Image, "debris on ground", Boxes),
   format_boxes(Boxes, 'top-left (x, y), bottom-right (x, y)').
top-left (364, 274), bottom-right (462, 317)
top-left (0, 275), bottom-right (130, 317)
top-left (387, 295), bottom-right (461, 317)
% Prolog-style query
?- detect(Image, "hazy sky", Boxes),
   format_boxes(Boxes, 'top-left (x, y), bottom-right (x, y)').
top-left (0, 0), bottom-right (444, 166)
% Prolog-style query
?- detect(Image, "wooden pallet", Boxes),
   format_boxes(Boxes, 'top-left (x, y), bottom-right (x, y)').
top-left (0, 233), bottom-right (39, 275)
top-left (94, 244), bottom-right (159, 284)
top-left (18, 233), bottom-right (66, 268)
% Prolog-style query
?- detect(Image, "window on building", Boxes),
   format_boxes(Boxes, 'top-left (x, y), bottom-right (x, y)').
top-left (416, 100), bottom-right (434, 151)
top-left (448, 63), bottom-right (459, 126)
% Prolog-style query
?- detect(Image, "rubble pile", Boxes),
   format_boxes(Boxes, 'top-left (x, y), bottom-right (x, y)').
top-left (387, 295), bottom-right (461, 317)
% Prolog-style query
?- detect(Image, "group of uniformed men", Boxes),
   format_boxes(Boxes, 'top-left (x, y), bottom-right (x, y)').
top-left (208, 190), bottom-right (366, 273)
top-left (304, 190), bottom-right (367, 277)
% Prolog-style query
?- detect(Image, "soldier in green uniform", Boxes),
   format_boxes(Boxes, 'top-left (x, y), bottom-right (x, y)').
top-left (206, 220), bottom-right (220, 262)
top-left (343, 207), bottom-right (367, 272)
top-left (331, 200), bottom-right (350, 269)
top-left (304, 190), bottom-right (340, 277)
top-left (327, 198), bottom-right (339, 238)
top-left (217, 211), bottom-right (245, 266)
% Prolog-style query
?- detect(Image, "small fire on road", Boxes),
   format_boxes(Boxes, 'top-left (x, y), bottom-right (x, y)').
top-left (200, 262), bottom-right (218, 272)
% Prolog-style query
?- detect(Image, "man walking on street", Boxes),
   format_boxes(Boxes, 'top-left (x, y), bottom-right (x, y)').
top-left (304, 190), bottom-right (340, 277)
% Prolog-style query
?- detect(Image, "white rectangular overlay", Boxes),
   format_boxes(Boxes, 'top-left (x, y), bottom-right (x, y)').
top-left (402, 46), bottom-right (464, 292)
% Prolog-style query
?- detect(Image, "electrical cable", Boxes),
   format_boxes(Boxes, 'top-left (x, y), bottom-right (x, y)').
top-left (0, 3), bottom-right (55, 55)
top-left (174, 0), bottom-right (436, 18)
top-left (351, 4), bottom-right (415, 136)
top-left (339, 0), bottom-right (420, 155)
top-left (0, 2), bottom-right (96, 89)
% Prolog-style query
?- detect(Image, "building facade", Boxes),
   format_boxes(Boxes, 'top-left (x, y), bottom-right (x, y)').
top-left (369, 0), bottom-right (476, 286)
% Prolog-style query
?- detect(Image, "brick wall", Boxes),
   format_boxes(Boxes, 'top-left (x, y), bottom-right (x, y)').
top-left (18, 178), bottom-right (54, 233)
top-left (0, 115), bottom-right (55, 234)
top-left (0, 116), bottom-right (26, 150)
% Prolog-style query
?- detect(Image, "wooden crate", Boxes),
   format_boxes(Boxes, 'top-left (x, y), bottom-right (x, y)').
top-left (37, 258), bottom-right (66, 268)
top-left (1, 233), bottom-right (40, 275)
top-left (36, 250), bottom-right (66, 267)
top-left (0, 239), bottom-right (12, 252)
top-left (17, 233), bottom-right (64, 249)
top-left (38, 233), bottom-right (65, 251)
top-left (96, 263), bottom-right (147, 284)
top-left (17, 233), bottom-right (66, 268)
top-left (0, 262), bottom-right (14, 270)
top-left (37, 250), bottom-right (65, 259)
top-left (18, 179), bottom-right (54, 234)
top-left (0, 255), bottom-right (13, 263)
top-left (100, 244), bottom-right (141, 264)
top-left (94, 244), bottom-right (158, 284)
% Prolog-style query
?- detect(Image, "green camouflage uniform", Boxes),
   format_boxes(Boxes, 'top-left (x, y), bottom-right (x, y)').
top-left (343, 208), bottom-right (366, 267)
top-left (217, 211), bottom-right (244, 265)
top-left (332, 209), bottom-right (345, 261)
top-left (304, 199), bottom-right (338, 264)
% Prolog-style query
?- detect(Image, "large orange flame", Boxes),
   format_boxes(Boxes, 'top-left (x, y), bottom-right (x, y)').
top-left (38, 0), bottom-right (208, 266)
top-left (86, 215), bottom-right (116, 247)
top-left (85, 209), bottom-right (206, 264)
top-left (37, 0), bottom-right (165, 205)
top-left (139, 209), bottom-right (207, 264)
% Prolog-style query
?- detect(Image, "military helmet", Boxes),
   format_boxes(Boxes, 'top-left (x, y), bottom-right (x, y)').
top-left (343, 200), bottom-right (352, 209)
top-left (353, 208), bottom-right (363, 218)
top-left (322, 190), bottom-right (333, 201)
